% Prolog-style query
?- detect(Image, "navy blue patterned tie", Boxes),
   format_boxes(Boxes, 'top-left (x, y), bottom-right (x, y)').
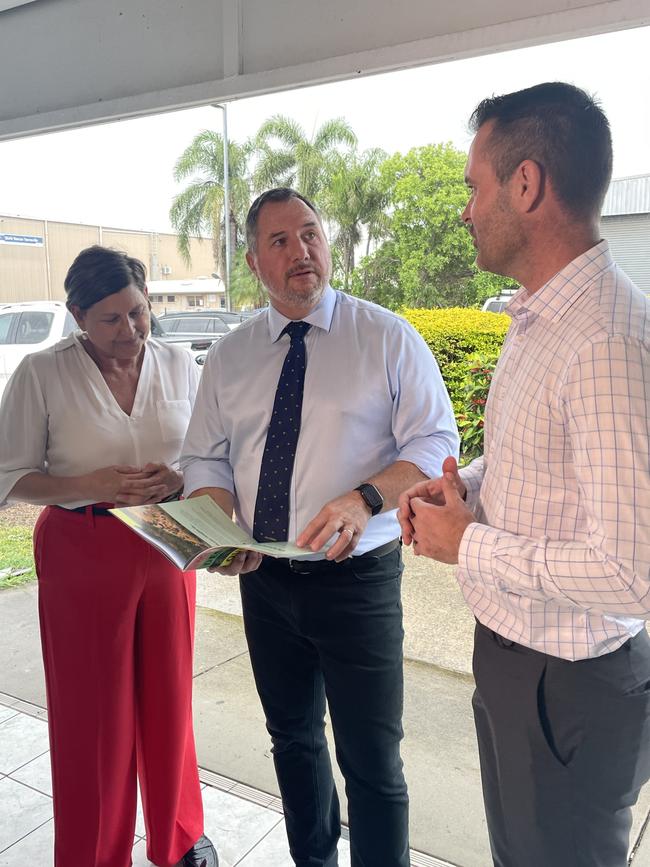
top-left (253, 321), bottom-right (311, 542)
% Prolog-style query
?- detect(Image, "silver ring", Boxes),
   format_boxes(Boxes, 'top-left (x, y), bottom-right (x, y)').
top-left (342, 526), bottom-right (354, 537)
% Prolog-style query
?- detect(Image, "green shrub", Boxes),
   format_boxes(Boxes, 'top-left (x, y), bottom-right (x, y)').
top-left (403, 307), bottom-right (508, 414)
top-left (457, 354), bottom-right (498, 463)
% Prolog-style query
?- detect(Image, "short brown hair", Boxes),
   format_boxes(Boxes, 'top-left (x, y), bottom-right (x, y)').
top-left (64, 245), bottom-right (147, 311)
top-left (469, 82), bottom-right (612, 219)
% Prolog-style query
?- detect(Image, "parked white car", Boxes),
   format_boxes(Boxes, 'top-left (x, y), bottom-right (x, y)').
top-left (482, 294), bottom-right (515, 313)
top-left (0, 301), bottom-right (78, 400)
top-left (0, 300), bottom-right (206, 402)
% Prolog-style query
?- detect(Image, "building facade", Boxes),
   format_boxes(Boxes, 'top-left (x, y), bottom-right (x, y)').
top-left (146, 278), bottom-right (226, 315)
top-left (0, 214), bottom-right (216, 304)
top-left (600, 174), bottom-right (650, 294)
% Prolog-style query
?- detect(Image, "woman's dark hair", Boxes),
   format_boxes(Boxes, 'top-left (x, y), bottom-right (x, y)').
top-left (469, 82), bottom-right (612, 219)
top-left (246, 187), bottom-right (320, 252)
top-left (64, 245), bottom-right (147, 311)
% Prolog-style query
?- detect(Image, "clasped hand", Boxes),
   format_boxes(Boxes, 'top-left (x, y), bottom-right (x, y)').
top-left (87, 462), bottom-right (182, 507)
top-left (397, 456), bottom-right (474, 564)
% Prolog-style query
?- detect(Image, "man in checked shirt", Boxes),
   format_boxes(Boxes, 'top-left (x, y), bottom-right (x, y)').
top-left (399, 82), bottom-right (650, 867)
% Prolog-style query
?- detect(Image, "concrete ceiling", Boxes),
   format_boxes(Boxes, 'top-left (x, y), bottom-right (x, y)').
top-left (0, 0), bottom-right (648, 140)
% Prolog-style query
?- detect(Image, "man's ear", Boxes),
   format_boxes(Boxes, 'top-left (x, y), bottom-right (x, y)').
top-left (512, 159), bottom-right (544, 213)
top-left (245, 250), bottom-right (258, 278)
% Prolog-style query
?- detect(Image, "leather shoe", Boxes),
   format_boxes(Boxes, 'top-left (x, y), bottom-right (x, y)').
top-left (181, 834), bottom-right (218, 867)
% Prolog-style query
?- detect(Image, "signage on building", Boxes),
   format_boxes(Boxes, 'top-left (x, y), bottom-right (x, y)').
top-left (0, 233), bottom-right (44, 247)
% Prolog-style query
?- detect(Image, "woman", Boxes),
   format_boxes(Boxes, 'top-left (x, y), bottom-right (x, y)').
top-left (0, 246), bottom-right (217, 867)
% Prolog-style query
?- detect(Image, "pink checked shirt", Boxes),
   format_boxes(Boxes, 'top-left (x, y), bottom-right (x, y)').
top-left (458, 241), bottom-right (650, 660)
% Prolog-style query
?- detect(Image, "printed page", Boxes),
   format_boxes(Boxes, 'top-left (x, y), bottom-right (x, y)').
top-left (160, 496), bottom-right (318, 559)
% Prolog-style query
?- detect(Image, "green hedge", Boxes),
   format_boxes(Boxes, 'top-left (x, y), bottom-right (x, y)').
top-left (402, 307), bottom-right (509, 414)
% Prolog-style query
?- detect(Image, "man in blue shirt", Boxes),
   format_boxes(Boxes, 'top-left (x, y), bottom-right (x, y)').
top-left (181, 187), bottom-right (458, 867)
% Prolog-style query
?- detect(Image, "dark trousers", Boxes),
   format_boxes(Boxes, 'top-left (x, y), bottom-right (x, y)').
top-left (473, 621), bottom-right (650, 867)
top-left (240, 547), bottom-right (409, 867)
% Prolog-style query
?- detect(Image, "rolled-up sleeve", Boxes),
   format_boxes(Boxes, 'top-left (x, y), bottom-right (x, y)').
top-left (180, 352), bottom-right (234, 497)
top-left (390, 323), bottom-right (459, 478)
top-left (0, 358), bottom-right (48, 507)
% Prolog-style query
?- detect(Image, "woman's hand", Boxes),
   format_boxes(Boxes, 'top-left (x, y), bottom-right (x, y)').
top-left (83, 463), bottom-right (182, 506)
top-left (136, 462), bottom-right (183, 502)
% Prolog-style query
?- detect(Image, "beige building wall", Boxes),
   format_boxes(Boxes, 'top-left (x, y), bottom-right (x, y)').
top-left (0, 216), bottom-right (49, 302)
top-left (48, 222), bottom-right (101, 300)
top-left (158, 234), bottom-right (216, 281)
top-left (0, 215), bottom-right (215, 304)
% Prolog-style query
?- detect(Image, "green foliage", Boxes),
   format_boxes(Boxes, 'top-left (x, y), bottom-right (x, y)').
top-left (0, 526), bottom-right (36, 589)
top-left (363, 143), bottom-right (513, 308)
top-left (456, 355), bottom-right (498, 463)
top-left (253, 115), bottom-right (357, 201)
top-left (319, 148), bottom-right (388, 291)
top-left (349, 241), bottom-right (403, 309)
top-left (171, 120), bottom-right (517, 314)
top-left (170, 131), bottom-right (253, 270)
top-left (229, 248), bottom-right (268, 309)
top-left (402, 307), bottom-right (508, 414)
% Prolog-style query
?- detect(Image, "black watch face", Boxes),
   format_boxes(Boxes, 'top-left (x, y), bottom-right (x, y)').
top-left (358, 484), bottom-right (383, 514)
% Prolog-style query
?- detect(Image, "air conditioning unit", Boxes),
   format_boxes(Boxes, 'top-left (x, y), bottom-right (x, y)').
top-left (161, 265), bottom-right (172, 275)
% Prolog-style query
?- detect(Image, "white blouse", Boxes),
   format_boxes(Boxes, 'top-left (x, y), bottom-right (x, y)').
top-left (0, 333), bottom-right (200, 508)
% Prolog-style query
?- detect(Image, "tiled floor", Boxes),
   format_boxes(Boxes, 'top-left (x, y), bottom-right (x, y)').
top-left (0, 698), bottom-right (357, 867)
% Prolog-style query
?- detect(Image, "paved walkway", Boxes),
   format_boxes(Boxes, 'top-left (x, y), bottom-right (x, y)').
top-left (2, 576), bottom-right (650, 866)
top-left (0, 695), bottom-right (452, 867)
top-left (0, 693), bottom-right (356, 867)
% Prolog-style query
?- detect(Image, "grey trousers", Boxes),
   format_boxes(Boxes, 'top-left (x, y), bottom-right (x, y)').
top-left (473, 621), bottom-right (650, 867)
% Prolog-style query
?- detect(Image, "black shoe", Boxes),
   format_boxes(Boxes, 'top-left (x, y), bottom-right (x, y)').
top-left (181, 834), bottom-right (218, 867)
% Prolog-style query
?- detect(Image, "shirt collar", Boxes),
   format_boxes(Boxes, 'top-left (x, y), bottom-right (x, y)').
top-left (505, 240), bottom-right (614, 324)
top-left (267, 285), bottom-right (337, 342)
top-left (54, 331), bottom-right (83, 352)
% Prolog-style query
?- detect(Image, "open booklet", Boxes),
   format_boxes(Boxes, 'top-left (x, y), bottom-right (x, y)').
top-left (110, 495), bottom-right (319, 571)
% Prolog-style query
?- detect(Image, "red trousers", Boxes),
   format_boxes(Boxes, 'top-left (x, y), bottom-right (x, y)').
top-left (34, 506), bottom-right (204, 867)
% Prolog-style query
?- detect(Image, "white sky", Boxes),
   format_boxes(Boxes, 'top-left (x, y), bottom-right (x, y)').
top-left (1, 24), bottom-right (649, 234)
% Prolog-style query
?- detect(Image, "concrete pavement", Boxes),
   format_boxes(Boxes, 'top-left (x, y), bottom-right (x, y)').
top-left (2, 549), bottom-right (650, 865)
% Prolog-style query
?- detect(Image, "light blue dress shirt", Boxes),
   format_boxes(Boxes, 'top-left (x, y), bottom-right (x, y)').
top-left (181, 286), bottom-right (459, 555)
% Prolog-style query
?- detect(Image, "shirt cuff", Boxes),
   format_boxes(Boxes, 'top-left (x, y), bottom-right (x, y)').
top-left (182, 461), bottom-right (234, 499)
top-left (457, 522), bottom-right (502, 591)
top-left (459, 464), bottom-right (484, 511)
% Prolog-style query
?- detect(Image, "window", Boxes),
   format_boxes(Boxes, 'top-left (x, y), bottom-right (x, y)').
top-left (0, 313), bottom-right (17, 345)
top-left (211, 318), bottom-right (230, 334)
top-left (187, 296), bottom-right (205, 308)
top-left (166, 295), bottom-right (175, 302)
top-left (62, 312), bottom-right (78, 337)
top-left (186, 318), bottom-right (212, 333)
top-left (150, 294), bottom-right (164, 303)
top-left (16, 311), bottom-right (54, 345)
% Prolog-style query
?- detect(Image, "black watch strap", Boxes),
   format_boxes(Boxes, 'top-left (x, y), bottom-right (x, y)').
top-left (354, 483), bottom-right (384, 517)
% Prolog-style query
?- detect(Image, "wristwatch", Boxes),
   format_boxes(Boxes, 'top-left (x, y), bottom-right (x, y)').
top-left (354, 483), bottom-right (384, 517)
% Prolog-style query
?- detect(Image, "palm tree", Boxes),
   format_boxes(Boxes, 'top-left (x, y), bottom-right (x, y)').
top-left (320, 148), bottom-right (389, 291)
top-left (252, 116), bottom-right (357, 201)
top-left (169, 131), bottom-right (252, 278)
top-left (229, 248), bottom-right (268, 309)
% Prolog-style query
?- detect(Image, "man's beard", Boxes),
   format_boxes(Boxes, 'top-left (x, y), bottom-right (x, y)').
top-left (279, 272), bottom-right (326, 308)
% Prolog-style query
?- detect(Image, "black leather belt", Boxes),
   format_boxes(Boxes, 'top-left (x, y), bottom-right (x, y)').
top-left (57, 505), bottom-right (114, 517)
top-left (272, 538), bottom-right (401, 574)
